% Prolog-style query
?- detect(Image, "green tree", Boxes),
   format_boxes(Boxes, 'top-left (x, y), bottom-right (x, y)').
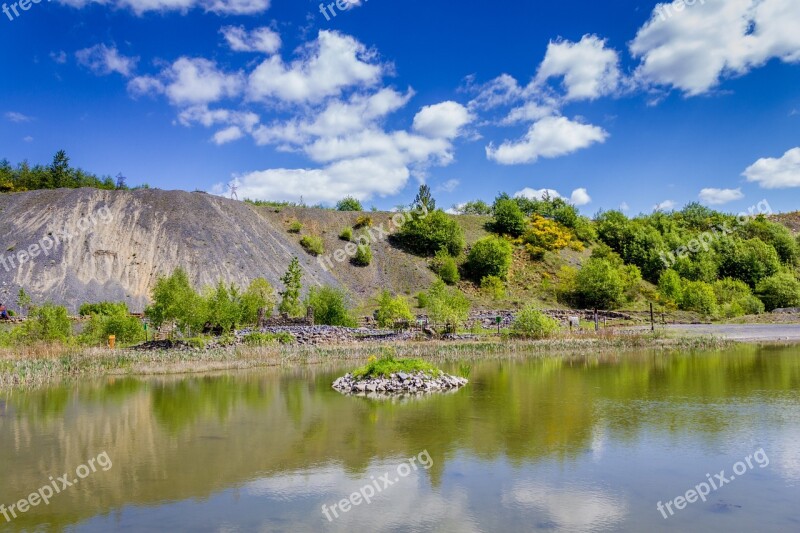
top-left (658, 269), bottom-right (683, 303)
top-left (144, 268), bottom-right (202, 333)
top-left (681, 280), bottom-right (718, 316)
top-left (394, 209), bottom-right (465, 256)
top-left (491, 198), bottom-right (526, 237)
top-left (49, 150), bottom-right (71, 189)
top-left (375, 290), bottom-right (415, 328)
top-left (423, 280), bottom-right (471, 331)
top-left (465, 236), bottom-right (513, 281)
top-left (511, 305), bottom-right (560, 339)
top-left (21, 303), bottom-right (72, 343)
top-left (716, 237), bottom-right (781, 287)
top-left (305, 286), bottom-right (356, 327)
top-left (240, 278), bottom-right (276, 324)
top-left (413, 184), bottom-right (436, 212)
top-left (336, 196), bottom-right (363, 211)
top-left (455, 200), bottom-right (492, 215)
top-left (573, 258), bottom-right (625, 309)
top-left (279, 258), bottom-right (304, 316)
top-left (430, 248), bottom-right (460, 284)
top-left (756, 273), bottom-right (800, 311)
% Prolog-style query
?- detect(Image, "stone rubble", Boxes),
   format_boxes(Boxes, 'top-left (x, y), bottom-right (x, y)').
top-left (332, 371), bottom-right (468, 397)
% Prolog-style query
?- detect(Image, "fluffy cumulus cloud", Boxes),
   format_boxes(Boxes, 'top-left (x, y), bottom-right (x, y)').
top-left (698, 187), bottom-right (745, 205)
top-left (743, 147), bottom-right (800, 188)
top-left (654, 199), bottom-right (676, 211)
top-left (181, 31), bottom-right (473, 204)
top-left (630, 0), bottom-right (800, 96)
top-left (247, 31), bottom-right (384, 104)
top-left (514, 186), bottom-right (592, 206)
top-left (76, 44), bottom-right (138, 77)
top-left (57, 0), bottom-right (270, 15)
top-left (5, 111), bottom-right (32, 123)
top-left (486, 116), bottom-right (608, 165)
top-left (535, 35), bottom-right (621, 101)
top-left (221, 26), bottom-right (281, 54)
top-left (129, 57), bottom-right (242, 105)
top-left (413, 101), bottom-right (474, 139)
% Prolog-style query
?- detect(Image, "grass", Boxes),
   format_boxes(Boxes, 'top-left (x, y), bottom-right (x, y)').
top-left (0, 333), bottom-right (737, 390)
top-left (351, 352), bottom-right (442, 379)
top-left (300, 235), bottom-right (324, 256)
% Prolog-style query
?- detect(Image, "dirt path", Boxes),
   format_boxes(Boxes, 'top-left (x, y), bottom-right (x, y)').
top-left (659, 324), bottom-right (800, 342)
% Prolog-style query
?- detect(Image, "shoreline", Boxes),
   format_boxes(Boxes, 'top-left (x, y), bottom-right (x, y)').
top-left (0, 332), bottom-right (769, 390)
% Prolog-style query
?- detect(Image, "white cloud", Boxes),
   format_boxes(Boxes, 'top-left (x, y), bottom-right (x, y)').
top-left (743, 147), bottom-right (800, 188)
top-left (5, 111), bottom-right (32, 123)
top-left (213, 126), bottom-right (245, 145)
top-left (221, 26), bottom-right (281, 54)
top-left (630, 0), bottom-right (800, 96)
top-left (412, 101), bottom-right (474, 139)
top-left (486, 116), bottom-right (608, 165)
top-left (515, 188), bottom-right (563, 201)
top-left (76, 44), bottom-right (138, 77)
top-left (570, 187), bottom-right (592, 206)
top-left (56, 0), bottom-right (270, 15)
top-left (247, 31), bottom-right (384, 104)
top-left (535, 35), bottom-right (621, 101)
top-left (514, 187), bottom-right (591, 206)
top-left (698, 187), bottom-right (744, 205)
top-left (619, 201), bottom-right (630, 212)
top-left (23, 136), bottom-right (34, 143)
top-left (654, 199), bottom-right (676, 211)
top-left (435, 179), bottom-right (460, 193)
top-left (130, 57), bottom-right (242, 105)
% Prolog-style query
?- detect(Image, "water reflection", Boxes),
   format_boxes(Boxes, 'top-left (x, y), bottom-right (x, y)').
top-left (0, 346), bottom-right (798, 532)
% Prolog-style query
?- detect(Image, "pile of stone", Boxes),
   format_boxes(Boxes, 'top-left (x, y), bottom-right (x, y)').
top-left (236, 326), bottom-right (423, 346)
top-left (333, 371), bottom-right (468, 397)
top-left (132, 339), bottom-right (194, 352)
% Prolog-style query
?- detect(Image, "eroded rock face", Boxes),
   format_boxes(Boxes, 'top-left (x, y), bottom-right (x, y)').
top-left (0, 189), bottom-right (344, 312)
top-left (332, 371), bottom-right (468, 398)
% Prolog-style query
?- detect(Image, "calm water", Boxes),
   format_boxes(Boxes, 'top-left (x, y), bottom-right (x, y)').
top-left (1, 346), bottom-right (800, 532)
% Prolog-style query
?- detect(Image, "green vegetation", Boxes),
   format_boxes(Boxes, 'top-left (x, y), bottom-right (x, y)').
top-left (465, 236), bottom-right (513, 281)
top-left (336, 196), bottom-right (363, 211)
top-left (375, 290), bottom-right (415, 328)
top-left (351, 350), bottom-right (442, 380)
top-left (454, 200), bottom-right (492, 215)
top-left (339, 227), bottom-right (353, 241)
top-left (16, 288), bottom-right (32, 317)
top-left (288, 220), bottom-right (303, 234)
top-left (480, 275), bottom-right (506, 300)
top-left (430, 248), bottom-right (460, 284)
top-left (79, 301), bottom-right (129, 317)
top-left (352, 244), bottom-right (372, 266)
top-left (81, 304), bottom-right (143, 346)
top-left (422, 280), bottom-right (471, 331)
top-left (511, 305), bottom-right (560, 339)
top-left (354, 215), bottom-right (373, 229)
top-left (305, 286), bottom-right (357, 327)
top-left (559, 258), bottom-right (640, 309)
top-left (300, 235), bottom-right (324, 256)
top-left (19, 304), bottom-right (72, 343)
top-left (1, 151), bottom-right (127, 193)
top-left (395, 209), bottom-right (465, 256)
top-left (491, 198), bottom-right (526, 237)
top-left (413, 184), bottom-right (436, 213)
top-left (242, 332), bottom-right (295, 346)
top-left (756, 273), bottom-right (800, 311)
top-left (279, 258), bottom-right (304, 317)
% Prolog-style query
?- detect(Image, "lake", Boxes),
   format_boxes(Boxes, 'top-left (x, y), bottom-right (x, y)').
top-left (1, 345), bottom-right (799, 532)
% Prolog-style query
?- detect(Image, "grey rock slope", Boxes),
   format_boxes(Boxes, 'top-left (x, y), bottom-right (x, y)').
top-left (0, 188), bottom-right (345, 312)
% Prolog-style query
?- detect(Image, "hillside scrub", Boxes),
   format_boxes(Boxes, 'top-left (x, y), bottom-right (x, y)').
top-left (511, 305), bottom-right (560, 339)
top-left (375, 290), bottom-right (415, 328)
top-left (423, 280), bottom-right (471, 331)
top-left (304, 286), bottom-right (357, 327)
top-left (300, 235), bottom-right (324, 256)
top-left (395, 209), bottom-right (465, 257)
top-left (336, 196), bottom-right (363, 211)
top-left (756, 273), bottom-right (800, 311)
top-left (430, 248), bottom-right (460, 284)
top-left (352, 244), bottom-right (373, 266)
top-left (465, 236), bottom-right (513, 281)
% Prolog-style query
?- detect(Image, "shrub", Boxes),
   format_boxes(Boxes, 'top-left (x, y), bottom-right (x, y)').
top-left (491, 198), bottom-right (526, 237)
top-left (480, 275), bottom-right (506, 300)
top-left (658, 269), bottom-right (683, 303)
top-left (756, 272), bottom-right (800, 311)
top-left (430, 249), bottom-right (460, 284)
top-left (243, 332), bottom-right (295, 346)
top-left (339, 227), bottom-right (353, 241)
top-left (336, 196), bottom-right (363, 212)
top-left (456, 200), bottom-right (492, 215)
top-left (375, 290), bottom-right (415, 328)
top-left (681, 280), bottom-right (718, 316)
top-left (511, 304), bottom-right (560, 339)
top-left (522, 214), bottom-right (580, 252)
top-left (305, 286), bottom-right (357, 327)
top-left (716, 237), bottom-right (780, 287)
top-left (288, 220), bottom-right (303, 234)
top-left (145, 268), bottom-right (202, 333)
top-left (239, 278), bottom-right (277, 325)
top-left (79, 301), bottom-right (129, 316)
top-left (81, 312), bottom-right (143, 346)
top-left (422, 280), bottom-right (471, 331)
top-left (394, 209), bottom-right (465, 256)
top-left (352, 244), bottom-right (372, 266)
top-left (354, 215), bottom-right (373, 229)
top-left (300, 235), bottom-right (324, 256)
top-left (573, 258), bottom-right (625, 309)
top-left (465, 236), bottom-right (513, 281)
top-left (713, 278), bottom-right (763, 318)
top-left (21, 304), bottom-right (72, 343)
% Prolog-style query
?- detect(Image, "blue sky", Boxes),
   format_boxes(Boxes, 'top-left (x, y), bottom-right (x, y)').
top-left (1, 0), bottom-right (799, 214)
